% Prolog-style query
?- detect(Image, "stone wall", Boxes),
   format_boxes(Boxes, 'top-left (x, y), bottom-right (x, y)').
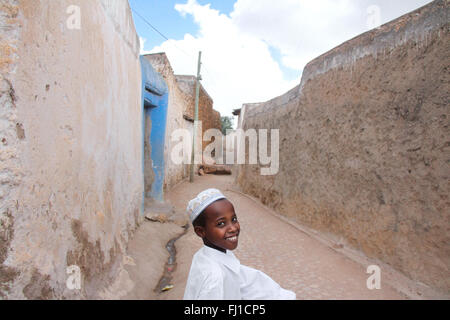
top-left (236, 0), bottom-right (449, 293)
top-left (0, 0), bottom-right (142, 298)
top-left (175, 75), bottom-right (222, 152)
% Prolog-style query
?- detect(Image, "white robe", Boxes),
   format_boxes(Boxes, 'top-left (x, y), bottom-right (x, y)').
top-left (183, 245), bottom-right (296, 300)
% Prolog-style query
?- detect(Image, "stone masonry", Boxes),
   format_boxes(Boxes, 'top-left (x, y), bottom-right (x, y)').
top-left (175, 74), bottom-right (222, 152)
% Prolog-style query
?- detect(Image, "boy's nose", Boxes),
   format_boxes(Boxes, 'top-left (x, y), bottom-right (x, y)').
top-left (228, 224), bottom-right (239, 234)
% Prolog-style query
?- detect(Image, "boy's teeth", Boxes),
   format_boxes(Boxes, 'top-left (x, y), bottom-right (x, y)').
top-left (226, 236), bottom-right (238, 241)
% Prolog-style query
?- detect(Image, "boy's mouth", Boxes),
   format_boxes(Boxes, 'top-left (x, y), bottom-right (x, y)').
top-left (225, 234), bottom-right (239, 243)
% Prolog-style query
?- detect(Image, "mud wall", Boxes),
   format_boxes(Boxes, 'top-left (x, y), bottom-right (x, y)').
top-left (175, 75), bottom-right (222, 152)
top-left (236, 0), bottom-right (449, 293)
top-left (144, 54), bottom-right (221, 191)
top-left (143, 53), bottom-right (193, 191)
top-left (0, 0), bottom-right (142, 298)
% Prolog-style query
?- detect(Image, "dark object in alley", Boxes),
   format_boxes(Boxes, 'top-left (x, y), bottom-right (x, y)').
top-left (198, 164), bottom-right (232, 175)
top-left (155, 224), bottom-right (189, 293)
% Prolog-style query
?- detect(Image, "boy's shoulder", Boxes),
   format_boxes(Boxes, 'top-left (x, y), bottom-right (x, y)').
top-left (191, 246), bottom-right (225, 278)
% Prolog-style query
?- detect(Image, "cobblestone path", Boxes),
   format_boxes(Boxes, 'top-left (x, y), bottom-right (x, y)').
top-left (160, 174), bottom-right (406, 300)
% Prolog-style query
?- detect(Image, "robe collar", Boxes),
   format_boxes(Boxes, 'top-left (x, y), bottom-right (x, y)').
top-left (202, 245), bottom-right (241, 274)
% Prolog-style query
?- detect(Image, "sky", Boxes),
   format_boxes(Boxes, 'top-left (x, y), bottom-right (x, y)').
top-left (129, 0), bottom-right (434, 121)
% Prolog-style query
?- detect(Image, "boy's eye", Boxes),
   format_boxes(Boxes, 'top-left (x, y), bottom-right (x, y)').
top-left (217, 221), bottom-right (225, 226)
top-left (232, 217), bottom-right (238, 222)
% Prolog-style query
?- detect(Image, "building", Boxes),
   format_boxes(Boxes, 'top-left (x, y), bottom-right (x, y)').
top-left (143, 53), bottom-right (222, 190)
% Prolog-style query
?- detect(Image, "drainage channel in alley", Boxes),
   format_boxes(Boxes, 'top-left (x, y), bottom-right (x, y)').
top-left (154, 223), bottom-right (189, 294)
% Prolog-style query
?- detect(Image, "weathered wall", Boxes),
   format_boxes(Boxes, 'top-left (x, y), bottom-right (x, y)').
top-left (175, 75), bottom-right (222, 152)
top-left (236, 0), bottom-right (449, 293)
top-left (0, 0), bottom-right (142, 299)
top-left (143, 53), bottom-right (193, 191)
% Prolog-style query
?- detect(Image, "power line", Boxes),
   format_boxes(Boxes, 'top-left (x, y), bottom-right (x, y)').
top-left (131, 8), bottom-right (170, 42)
top-left (131, 6), bottom-right (218, 98)
top-left (131, 7), bottom-right (195, 59)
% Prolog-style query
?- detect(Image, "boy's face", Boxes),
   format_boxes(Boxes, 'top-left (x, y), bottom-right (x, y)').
top-left (195, 199), bottom-right (240, 252)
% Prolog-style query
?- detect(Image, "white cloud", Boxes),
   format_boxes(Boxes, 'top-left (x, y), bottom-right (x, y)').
top-left (231, 0), bottom-right (359, 71)
top-left (231, 0), bottom-right (433, 71)
top-left (146, 0), bottom-right (298, 117)
top-left (139, 37), bottom-right (148, 55)
top-left (145, 0), bottom-right (433, 117)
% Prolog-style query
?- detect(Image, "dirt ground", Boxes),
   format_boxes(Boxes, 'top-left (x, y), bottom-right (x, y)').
top-left (106, 174), bottom-right (442, 300)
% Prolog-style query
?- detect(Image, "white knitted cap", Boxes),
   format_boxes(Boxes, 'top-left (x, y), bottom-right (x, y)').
top-left (186, 188), bottom-right (227, 224)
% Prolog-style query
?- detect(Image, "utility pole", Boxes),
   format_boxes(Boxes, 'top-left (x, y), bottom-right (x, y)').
top-left (190, 51), bottom-right (202, 182)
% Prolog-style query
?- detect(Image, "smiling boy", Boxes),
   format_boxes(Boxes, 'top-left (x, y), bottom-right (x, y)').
top-left (183, 188), bottom-right (296, 300)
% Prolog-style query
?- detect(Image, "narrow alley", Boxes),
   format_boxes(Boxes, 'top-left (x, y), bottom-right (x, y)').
top-left (1, 0), bottom-right (448, 301)
top-left (114, 174), bottom-right (428, 300)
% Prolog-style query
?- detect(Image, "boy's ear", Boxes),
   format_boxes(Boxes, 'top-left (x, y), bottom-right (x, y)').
top-left (194, 225), bottom-right (206, 239)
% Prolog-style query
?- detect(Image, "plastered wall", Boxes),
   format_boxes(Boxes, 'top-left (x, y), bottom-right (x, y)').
top-left (0, 0), bottom-right (142, 298)
top-left (236, 0), bottom-right (449, 293)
